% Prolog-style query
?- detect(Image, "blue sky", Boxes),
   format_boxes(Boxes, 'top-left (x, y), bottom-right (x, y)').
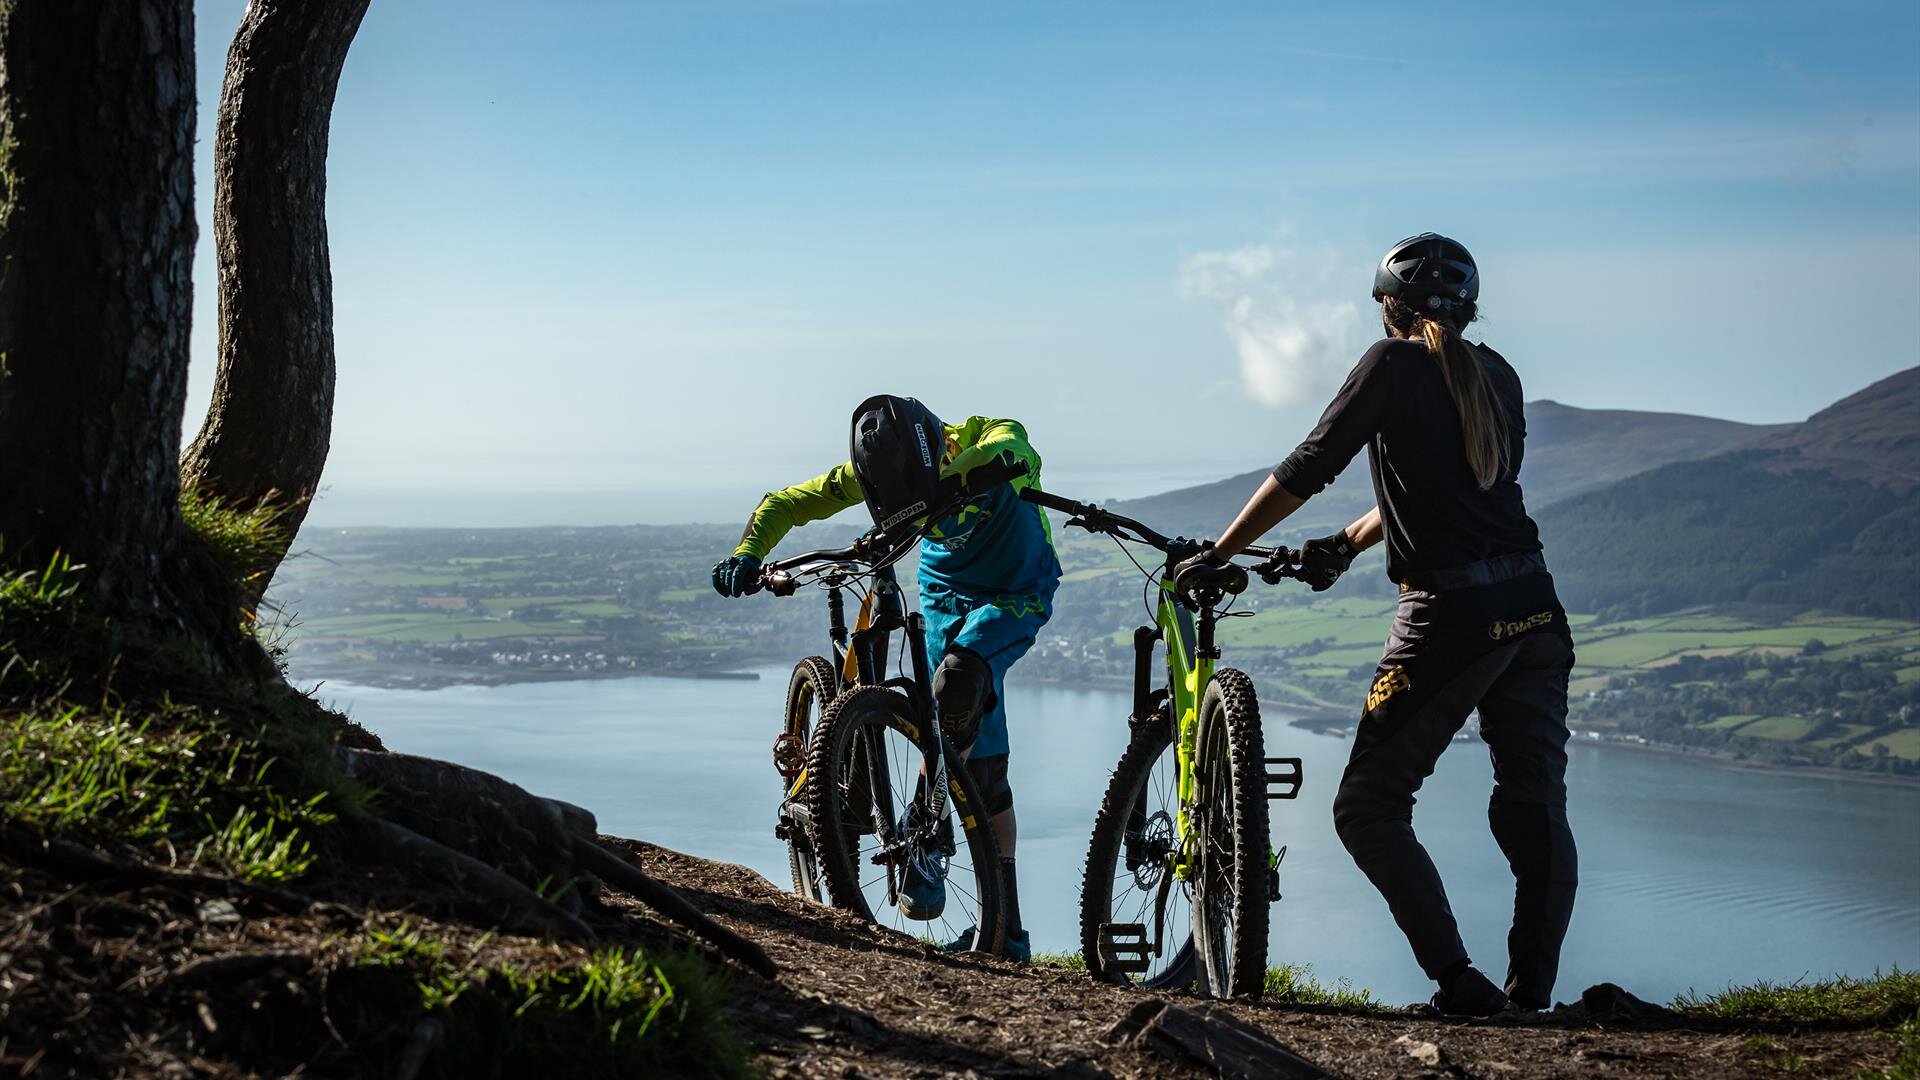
top-left (184, 1), bottom-right (1920, 525)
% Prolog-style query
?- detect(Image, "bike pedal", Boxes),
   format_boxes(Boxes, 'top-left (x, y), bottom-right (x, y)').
top-left (1264, 756), bottom-right (1303, 800)
top-left (1097, 922), bottom-right (1152, 976)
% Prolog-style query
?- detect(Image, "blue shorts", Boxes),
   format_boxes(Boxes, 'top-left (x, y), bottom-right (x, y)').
top-left (919, 578), bottom-right (1054, 759)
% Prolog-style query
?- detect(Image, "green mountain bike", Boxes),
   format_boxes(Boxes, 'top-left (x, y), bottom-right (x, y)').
top-left (1018, 488), bottom-right (1306, 998)
top-left (758, 461), bottom-right (1032, 953)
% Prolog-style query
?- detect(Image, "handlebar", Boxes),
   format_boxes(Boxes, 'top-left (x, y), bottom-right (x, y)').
top-left (1018, 487), bottom-right (1306, 585)
top-left (759, 460), bottom-right (1033, 595)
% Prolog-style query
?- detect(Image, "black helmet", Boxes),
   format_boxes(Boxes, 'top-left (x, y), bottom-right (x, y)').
top-left (849, 394), bottom-right (945, 533)
top-left (1373, 232), bottom-right (1478, 311)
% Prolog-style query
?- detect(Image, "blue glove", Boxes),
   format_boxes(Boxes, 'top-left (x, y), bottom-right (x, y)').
top-left (711, 554), bottom-right (763, 598)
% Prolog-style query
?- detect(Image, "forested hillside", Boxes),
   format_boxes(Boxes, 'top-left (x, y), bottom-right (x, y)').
top-left (1539, 368), bottom-right (1919, 620)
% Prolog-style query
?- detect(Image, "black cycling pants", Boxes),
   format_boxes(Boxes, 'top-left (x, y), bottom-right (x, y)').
top-left (1332, 582), bottom-right (1578, 1009)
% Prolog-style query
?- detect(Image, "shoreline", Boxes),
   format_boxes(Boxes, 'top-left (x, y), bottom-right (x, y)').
top-left (292, 659), bottom-right (1920, 789)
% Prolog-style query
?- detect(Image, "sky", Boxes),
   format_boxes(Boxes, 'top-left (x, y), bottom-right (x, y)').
top-left (182, 1), bottom-right (1920, 526)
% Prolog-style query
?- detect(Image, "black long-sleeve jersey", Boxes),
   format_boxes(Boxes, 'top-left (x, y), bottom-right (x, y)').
top-left (1273, 337), bottom-right (1544, 585)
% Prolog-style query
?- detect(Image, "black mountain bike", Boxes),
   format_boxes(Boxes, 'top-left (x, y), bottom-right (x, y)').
top-left (1017, 487), bottom-right (1307, 998)
top-left (759, 461), bottom-right (1032, 954)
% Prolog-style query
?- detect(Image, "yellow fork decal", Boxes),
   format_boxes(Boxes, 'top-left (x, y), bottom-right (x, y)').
top-left (841, 590), bottom-right (877, 686)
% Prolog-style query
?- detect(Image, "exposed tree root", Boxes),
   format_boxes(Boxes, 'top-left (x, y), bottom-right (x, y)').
top-left (339, 745), bottom-right (780, 976)
top-left (358, 817), bottom-right (594, 942)
top-left (574, 837), bottom-right (776, 978)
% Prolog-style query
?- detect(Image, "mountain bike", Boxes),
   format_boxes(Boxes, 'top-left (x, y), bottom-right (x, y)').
top-left (758, 460), bottom-right (1033, 954)
top-left (1017, 487), bottom-right (1306, 998)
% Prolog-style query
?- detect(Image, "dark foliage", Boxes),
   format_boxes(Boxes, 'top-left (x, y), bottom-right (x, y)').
top-left (1538, 453), bottom-right (1917, 620)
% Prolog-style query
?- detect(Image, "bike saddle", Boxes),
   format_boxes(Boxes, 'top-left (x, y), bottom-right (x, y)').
top-left (1173, 559), bottom-right (1248, 602)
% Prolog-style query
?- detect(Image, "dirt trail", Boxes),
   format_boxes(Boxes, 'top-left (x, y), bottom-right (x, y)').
top-left (629, 842), bottom-right (1900, 1079)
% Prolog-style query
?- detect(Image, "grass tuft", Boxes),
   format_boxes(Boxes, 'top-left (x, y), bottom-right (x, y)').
top-left (179, 482), bottom-right (289, 600)
top-left (354, 923), bottom-right (751, 1079)
top-left (1263, 963), bottom-right (1381, 1009)
top-left (1674, 967), bottom-right (1920, 1025)
top-left (0, 699), bottom-right (336, 882)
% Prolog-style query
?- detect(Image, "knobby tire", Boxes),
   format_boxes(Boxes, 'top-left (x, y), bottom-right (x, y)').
top-left (1192, 668), bottom-right (1270, 999)
top-left (804, 685), bottom-right (1006, 954)
top-left (782, 656), bottom-right (837, 903)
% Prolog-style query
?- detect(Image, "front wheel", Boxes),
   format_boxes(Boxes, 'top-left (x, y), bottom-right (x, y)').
top-left (804, 685), bottom-right (1005, 954)
top-left (1191, 667), bottom-right (1270, 999)
top-left (779, 657), bottom-right (837, 903)
top-left (1080, 706), bottom-right (1197, 989)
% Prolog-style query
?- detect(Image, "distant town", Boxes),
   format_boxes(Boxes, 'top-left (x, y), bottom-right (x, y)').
top-left (270, 522), bottom-right (1920, 779)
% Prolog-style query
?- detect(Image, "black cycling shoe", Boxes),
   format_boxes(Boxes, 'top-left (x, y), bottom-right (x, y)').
top-left (1430, 966), bottom-right (1509, 1018)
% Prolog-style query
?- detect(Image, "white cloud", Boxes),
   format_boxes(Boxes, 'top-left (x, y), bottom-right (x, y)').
top-left (1178, 240), bottom-right (1366, 407)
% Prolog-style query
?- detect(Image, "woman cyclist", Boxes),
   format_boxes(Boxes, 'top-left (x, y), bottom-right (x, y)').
top-left (1197, 234), bottom-right (1577, 1016)
top-left (711, 394), bottom-right (1061, 962)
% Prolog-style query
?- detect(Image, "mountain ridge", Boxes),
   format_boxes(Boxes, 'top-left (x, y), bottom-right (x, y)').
top-left (1106, 397), bottom-right (1793, 537)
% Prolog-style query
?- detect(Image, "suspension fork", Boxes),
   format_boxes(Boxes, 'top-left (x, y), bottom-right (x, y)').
top-left (826, 584), bottom-right (849, 686)
top-left (1124, 624), bottom-right (1164, 863)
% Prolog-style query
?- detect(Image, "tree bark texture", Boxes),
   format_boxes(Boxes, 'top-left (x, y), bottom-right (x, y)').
top-left (0, 1), bottom-right (198, 617)
top-left (181, 0), bottom-right (370, 599)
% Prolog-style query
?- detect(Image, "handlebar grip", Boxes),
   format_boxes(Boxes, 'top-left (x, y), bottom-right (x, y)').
top-left (963, 458), bottom-right (1030, 495)
top-left (1017, 487), bottom-right (1084, 515)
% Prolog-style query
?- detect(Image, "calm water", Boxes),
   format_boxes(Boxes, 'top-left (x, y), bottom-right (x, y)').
top-left (314, 668), bottom-right (1920, 1006)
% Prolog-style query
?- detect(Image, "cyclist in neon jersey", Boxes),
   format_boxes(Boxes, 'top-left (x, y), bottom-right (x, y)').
top-left (712, 394), bottom-right (1061, 962)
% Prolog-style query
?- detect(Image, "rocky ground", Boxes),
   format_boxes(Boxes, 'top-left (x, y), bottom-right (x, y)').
top-left (636, 843), bottom-right (1907, 1079)
top-left (1, 835), bottom-right (1904, 1078)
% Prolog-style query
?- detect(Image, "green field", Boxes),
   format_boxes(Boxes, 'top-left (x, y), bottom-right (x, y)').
top-left (1736, 715), bottom-right (1815, 741)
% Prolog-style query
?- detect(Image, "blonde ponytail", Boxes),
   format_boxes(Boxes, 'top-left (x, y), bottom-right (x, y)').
top-left (1384, 297), bottom-right (1509, 489)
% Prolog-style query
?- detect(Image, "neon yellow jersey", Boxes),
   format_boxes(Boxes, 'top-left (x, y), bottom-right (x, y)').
top-left (732, 416), bottom-right (1059, 594)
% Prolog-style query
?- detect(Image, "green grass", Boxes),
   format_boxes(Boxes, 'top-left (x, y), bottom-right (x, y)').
top-left (1673, 967), bottom-right (1919, 1025)
top-left (1707, 713), bottom-right (1761, 730)
top-left (1866, 729), bottom-right (1920, 761)
top-left (1738, 715), bottom-right (1816, 741)
top-left (0, 551), bottom-right (354, 883)
top-left (1262, 963), bottom-right (1381, 1009)
top-left (0, 700), bottom-right (336, 882)
top-left (357, 921), bottom-right (751, 1079)
top-left (179, 481), bottom-right (287, 599)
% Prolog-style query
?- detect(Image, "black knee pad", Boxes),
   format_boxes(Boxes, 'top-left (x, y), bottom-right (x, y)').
top-left (965, 753), bottom-right (1013, 816)
top-left (933, 648), bottom-right (991, 752)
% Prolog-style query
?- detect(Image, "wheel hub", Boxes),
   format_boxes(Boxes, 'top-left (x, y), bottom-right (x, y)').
top-left (1130, 810), bottom-right (1175, 890)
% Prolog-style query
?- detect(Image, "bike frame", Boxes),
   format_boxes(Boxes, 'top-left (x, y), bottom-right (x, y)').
top-left (1129, 554), bottom-right (1227, 882)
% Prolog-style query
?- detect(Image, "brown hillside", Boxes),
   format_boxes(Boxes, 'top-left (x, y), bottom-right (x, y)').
top-left (1751, 366), bottom-right (1920, 492)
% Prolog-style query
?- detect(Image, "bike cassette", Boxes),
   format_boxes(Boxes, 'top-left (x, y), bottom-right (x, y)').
top-left (1097, 922), bottom-right (1152, 977)
top-left (771, 731), bottom-right (807, 780)
top-left (1265, 756), bottom-right (1303, 800)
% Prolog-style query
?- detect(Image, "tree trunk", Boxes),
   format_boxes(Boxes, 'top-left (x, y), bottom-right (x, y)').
top-left (0, 1), bottom-right (201, 622)
top-left (181, 0), bottom-right (370, 605)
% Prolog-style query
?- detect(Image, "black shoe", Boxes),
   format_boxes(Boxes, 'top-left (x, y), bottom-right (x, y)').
top-left (1431, 966), bottom-right (1508, 1018)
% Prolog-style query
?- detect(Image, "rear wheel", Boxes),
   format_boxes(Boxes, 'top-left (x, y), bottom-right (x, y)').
top-left (805, 685), bottom-right (1005, 953)
top-left (1191, 668), bottom-right (1270, 999)
top-left (1080, 706), bottom-right (1197, 989)
top-left (779, 657), bottom-right (837, 903)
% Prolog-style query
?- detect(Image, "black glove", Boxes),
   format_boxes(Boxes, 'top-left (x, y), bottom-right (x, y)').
top-left (1299, 530), bottom-right (1359, 592)
top-left (710, 554), bottom-right (763, 598)
top-left (1170, 544), bottom-right (1223, 588)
